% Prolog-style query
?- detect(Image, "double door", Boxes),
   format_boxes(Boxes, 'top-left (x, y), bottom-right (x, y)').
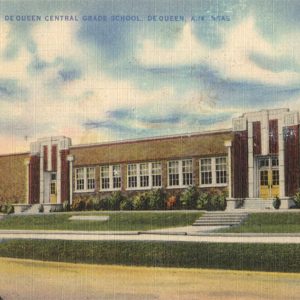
top-left (259, 157), bottom-right (279, 199)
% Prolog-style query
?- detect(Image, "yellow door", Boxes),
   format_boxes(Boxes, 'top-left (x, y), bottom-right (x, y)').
top-left (50, 181), bottom-right (57, 204)
top-left (260, 170), bottom-right (269, 199)
top-left (270, 169), bottom-right (279, 197)
top-left (260, 169), bottom-right (279, 198)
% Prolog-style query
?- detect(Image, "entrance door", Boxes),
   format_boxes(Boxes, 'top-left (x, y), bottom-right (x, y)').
top-left (259, 157), bottom-right (279, 198)
top-left (50, 173), bottom-right (57, 204)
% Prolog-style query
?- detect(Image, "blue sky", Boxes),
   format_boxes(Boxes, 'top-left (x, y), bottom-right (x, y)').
top-left (1, 0), bottom-right (300, 153)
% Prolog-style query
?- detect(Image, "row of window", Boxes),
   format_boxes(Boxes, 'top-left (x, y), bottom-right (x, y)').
top-left (74, 157), bottom-right (227, 192)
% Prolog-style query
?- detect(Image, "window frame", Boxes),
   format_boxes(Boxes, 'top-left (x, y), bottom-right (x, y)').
top-left (127, 162), bottom-right (162, 190)
top-left (74, 167), bottom-right (96, 192)
top-left (167, 159), bottom-right (193, 188)
top-left (199, 157), bottom-right (227, 187)
top-left (100, 164), bottom-right (122, 191)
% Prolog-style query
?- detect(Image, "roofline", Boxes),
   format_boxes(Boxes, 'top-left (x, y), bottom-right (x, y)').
top-left (0, 151), bottom-right (30, 158)
top-left (70, 128), bottom-right (233, 150)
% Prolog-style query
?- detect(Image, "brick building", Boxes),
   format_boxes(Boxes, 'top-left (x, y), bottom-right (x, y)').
top-left (0, 108), bottom-right (299, 210)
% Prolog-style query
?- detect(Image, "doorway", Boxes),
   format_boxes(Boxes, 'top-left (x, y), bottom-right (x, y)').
top-left (258, 156), bottom-right (279, 198)
top-left (50, 172), bottom-right (57, 204)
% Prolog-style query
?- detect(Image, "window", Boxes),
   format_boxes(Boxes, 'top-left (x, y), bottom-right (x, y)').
top-left (168, 159), bottom-right (193, 187)
top-left (152, 162), bottom-right (162, 187)
top-left (200, 158), bottom-right (212, 185)
top-left (127, 162), bottom-right (162, 189)
top-left (100, 165), bottom-right (122, 190)
top-left (75, 167), bottom-right (95, 192)
top-left (87, 167), bottom-right (95, 189)
top-left (128, 164), bottom-right (137, 188)
top-left (200, 157), bottom-right (227, 186)
top-left (75, 168), bottom-right (84, 191)
top-left (113, 165), bottom-right (121, 189)
top-left (140, 163), bottom-right (149, 187)
top-left (216, 157), bottom-right (227, 184)
top-left (168, 161), bottom-right (179, 186)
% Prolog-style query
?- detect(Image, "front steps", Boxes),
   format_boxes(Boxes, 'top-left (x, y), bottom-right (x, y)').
top-left (241, 198), bottom-right (274, 210)
top-left (18, 204), bottom-right (42, 214)
top-left (193, 211), bottom-right (248, 227)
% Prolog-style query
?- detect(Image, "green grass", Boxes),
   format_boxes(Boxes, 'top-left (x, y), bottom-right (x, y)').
top-left (220, 212), bottom-right (300, 233)
top-left (0, 211), bottom-right (201, 231)
top-left (0, 239), bottom-right (299, 272)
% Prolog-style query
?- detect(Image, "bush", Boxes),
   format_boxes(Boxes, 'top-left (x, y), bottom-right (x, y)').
top-left (166, 195), bottom-right (177, 210)
top-left (6, 205), bottom-right (14, 214)
top-left (108, 192), bottom-right (123, 210)
top-left (0, 204), bottom-right (7, 214)
top-left (180, 186), bottom-right (198, 209)
top-left (85, 197), bottom-right (94, 210)
top-left (273, 196), bottom-right (281, 210)
top-left (62, 201), bottom-right (70, 212)
top-left (93, 198), bottom-right (101, 211)
top-left (38, 204), bottom-right (44, 213)
top-left (120, 197), bottom-right (133, 210)
top-left (197, 191), bottom-right (227, 211)
top-left (147, 189), bottom-right (166, 210)
top-left (132, 193), bottom-right (149, 210)
top-left (197, 192), bottom-right (209, 210)
top-left (71, 198), bottom-right (86, 211)
top-left (294, 192), bottom-right (300, 208)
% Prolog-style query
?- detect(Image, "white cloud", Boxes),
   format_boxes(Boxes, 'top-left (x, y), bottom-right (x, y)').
top-left (0, 21), bottom-right (10, 53)
top-left (136, 17), bottom-right (300, 85)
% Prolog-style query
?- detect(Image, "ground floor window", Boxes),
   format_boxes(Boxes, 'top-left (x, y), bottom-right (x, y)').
top-left (200, 157), bottom-right (227, 187)
top-left (168, 159), bottom-right (193, 187)
top-left (75, 167), bottom-right (96, 192)
top-left (127, 162), bottom-right (162, 189)
top-left (100, 165), bottom-right (122, 190)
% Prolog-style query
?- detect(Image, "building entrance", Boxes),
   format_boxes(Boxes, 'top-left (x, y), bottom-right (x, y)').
top-left (50, 173), bottom-right (57, 204)
top-left (259, 156), bottom-right (279, 199)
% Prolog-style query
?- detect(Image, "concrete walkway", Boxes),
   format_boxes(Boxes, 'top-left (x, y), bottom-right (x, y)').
top-left (1, 227), bottom-right (300, 244)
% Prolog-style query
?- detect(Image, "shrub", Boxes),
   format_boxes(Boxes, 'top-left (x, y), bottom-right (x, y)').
top-left (294, 192), bottom-right (300, 208)
top-left (166, 195), bottom-right (177, 210)
top-left (120, 197), bottom-right (133, 210)
top-left (197, 191), bottom-right (227, 211)
top-left (147, 189), bottom-right (166, 210)
top-left (71, 198), bottom-right (86, 211)
top-left (132, 193), bottom-right (149, 210)
top-left (38, 204), bottom-right (44, 213)
top-left (93, 198), bottom-right (101, 211)
top-left (85, 197), bottom-right (94, 210)
top-left (180, 186), bottom-right (199, 209)
top-left (273, 196), bottom-right (281, 210)
top-left (197, 192), bottom-right (209, 210)
top-left (0, 204), bottom-right (7, 214)
top-left (62, 201), bottom-right (70, 212)
top-left (108, 192), bottom-right (123, 210)
top-left (6, 205), bottom-right (14, 214)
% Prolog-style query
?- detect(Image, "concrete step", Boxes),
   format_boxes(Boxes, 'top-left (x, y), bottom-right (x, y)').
top-left (21, 204), bottom-right (42, 214)
top-left (193, 211), bottom-right (248, 227)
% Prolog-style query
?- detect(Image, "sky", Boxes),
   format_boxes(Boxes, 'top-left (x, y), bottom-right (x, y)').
top-left (0, 0), bottom-right (300, 154)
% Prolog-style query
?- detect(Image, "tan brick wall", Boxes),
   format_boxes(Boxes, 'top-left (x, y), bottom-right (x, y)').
top-left (70, 131), bottom-right (233, 166)
top-left (0, 153), bottom-right (29, 204)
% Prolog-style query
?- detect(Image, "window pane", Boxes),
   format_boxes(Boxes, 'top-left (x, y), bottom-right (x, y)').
top-left (128, 164), bottom-right (137, 188)
top-left (87, 167), bottom-right (95, 190)
top-left (152, 162), bottom-right (162, 187)
top-left (182, 159), bottom-right (193, 186)
top-left (169, 161), bottom-right (179, 186)
top-left (200, 159), bottom-right (212, 185)
top-left (113, 165), bottom-right (121, 189)
top-left (216, 157), bottom-right (227, 184)
top-left (76, 168), bottom-right (84, 190)
top-left (101, 166), bottom-right (110, 189)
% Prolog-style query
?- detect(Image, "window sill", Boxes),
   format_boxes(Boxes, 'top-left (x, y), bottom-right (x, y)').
top-left (74, 189), bottom-right (95, 193)
top-left (166, 185), bottom-right (191, 189)
top-left (199, 184), bottom-right (227, 188)
top-left (126, 186), bottom-right (162, 191)
top-left (99, 188), bottom-right (122, 192)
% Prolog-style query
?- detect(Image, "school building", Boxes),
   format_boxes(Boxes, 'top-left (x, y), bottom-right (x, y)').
top-left (0, 108), bottom-right (299, 210)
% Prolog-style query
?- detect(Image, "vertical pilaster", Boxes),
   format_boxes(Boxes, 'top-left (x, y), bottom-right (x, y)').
top-left (57, 150), bottom-right (61, 204)
top-left (225, 141), bottom-right (232, 199)
top-left (248, 121), bottom-right (254, 198)
top-left (39, 153), bottom-right (44, 203)
top-left (24, 159), bottom-right (30, 204)
top-left (67, 155), bottom-right (74, 204)
top-left (278, 117), bottom-right (285, 198)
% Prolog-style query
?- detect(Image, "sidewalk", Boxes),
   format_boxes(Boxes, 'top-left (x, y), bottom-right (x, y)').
top-left (1, 227), bottom-right (300, 244)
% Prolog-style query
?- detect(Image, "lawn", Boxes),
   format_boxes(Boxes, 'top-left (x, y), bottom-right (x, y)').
top-left (0, 211), bottom-right (201, 231)
top-left (219, 212), bottom-right (300, 233)
top-left (0, 239), bottom-right (299, 272)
